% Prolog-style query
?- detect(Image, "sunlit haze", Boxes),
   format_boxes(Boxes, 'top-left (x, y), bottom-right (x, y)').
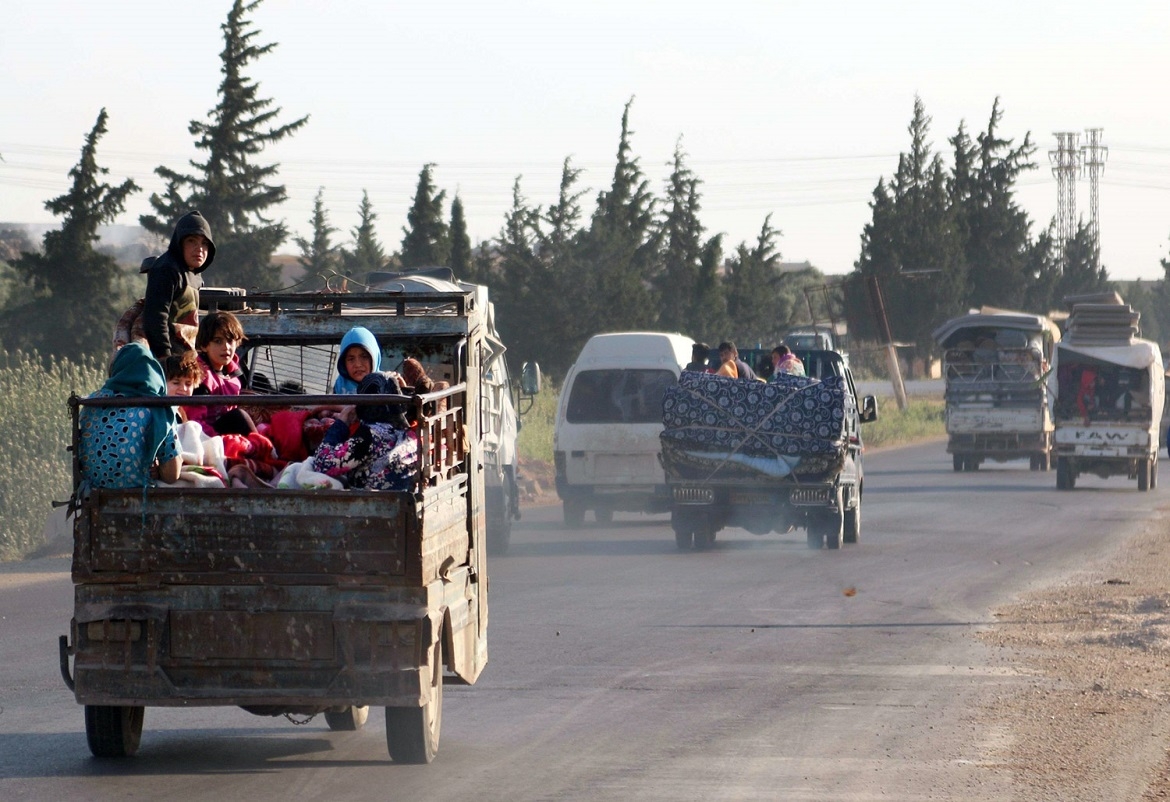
top-left (3, 0), bottom-right (1169, 280)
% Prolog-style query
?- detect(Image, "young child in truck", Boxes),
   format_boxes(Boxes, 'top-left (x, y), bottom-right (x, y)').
top-left (187, 310), bottom-right (257, 436)
top-left (312, 372), bottom-right (419, 491)
top-left (333, 326), bottom-right (381, 393)
top-left (79, 343), bottom-right (182, 488)
top-left (163, 351), bottom-right (204, 423)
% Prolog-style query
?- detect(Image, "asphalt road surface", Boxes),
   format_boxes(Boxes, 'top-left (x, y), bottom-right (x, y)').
top-left (0, 441), bottom-right (1161, 801)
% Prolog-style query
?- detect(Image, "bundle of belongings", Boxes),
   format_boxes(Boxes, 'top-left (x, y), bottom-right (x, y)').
top-left (660, 371), bottom-right (851, 481)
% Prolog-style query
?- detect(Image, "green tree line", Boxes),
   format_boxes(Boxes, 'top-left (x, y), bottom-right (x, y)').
top-left (4, 0), bottom-right (1170, 380)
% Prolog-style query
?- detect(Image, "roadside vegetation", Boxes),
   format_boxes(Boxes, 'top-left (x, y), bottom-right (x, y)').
top-left (860, 395), bottom-right (946, 449)
top-left (0, 350), bottom-right (104, 561)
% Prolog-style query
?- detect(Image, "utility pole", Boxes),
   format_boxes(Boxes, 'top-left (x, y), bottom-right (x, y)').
top-left (865, 275), bottom-right (908, 411)
top-left (1082, 128), bottom-right (1107, 271)
top-left (1049, 132), bottom-right (1080, 269)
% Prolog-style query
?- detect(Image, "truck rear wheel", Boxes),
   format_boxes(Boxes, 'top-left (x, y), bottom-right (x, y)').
top-left (1056, 457), bottom-right (1075, 490)
top-left (385, 640), bottom-right (442, 764)
top-left (952, 454), bottom-right (964, 472)
top-left (1153, 459), bottom-right (1159, 489)
top-left (808, 506), bottom-right (843, 550)
top-left (594, 507), bottom-right (614, 524)
top-left (325, 705), bottom-right (369, 731)
top-left (563, 499), bottom-right (585, 528)
top-left (85, 704), bottom-right (144, 758)
top-left (1139, 459), bottom-right (1152, 492)
top-left (675, 529), bottom-right (694, 549)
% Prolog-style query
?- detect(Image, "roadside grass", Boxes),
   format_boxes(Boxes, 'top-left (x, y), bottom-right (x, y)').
top-left (517, 379), bottom-right (559, 464)
top-left (861, 395), bottom-right (946, 449)
top-left (0, 350), bottom-right (105, 561)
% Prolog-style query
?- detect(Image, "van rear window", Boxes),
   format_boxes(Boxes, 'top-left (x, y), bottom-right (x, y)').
top-left (566, 369), bottom-right (677, 424)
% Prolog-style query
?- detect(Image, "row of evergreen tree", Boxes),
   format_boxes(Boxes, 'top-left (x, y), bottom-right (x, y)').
top-left (2, 0), bottom-right (1167, 379)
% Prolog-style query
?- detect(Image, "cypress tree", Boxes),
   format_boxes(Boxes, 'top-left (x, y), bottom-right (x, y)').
top-left (656, 139), bottom-right (706, 334)
top-left (400, 164), bottom-right (450, 268)
top-left (951, 98), bottom-right (1037, 309)
top-left (340, 190), bottom-right (387, 281)
top-left (580, 98), bottom-right (658, 333)
top-left (723, 215), bottom-right (783, 347)
top-left (294, 187), bottom-right (339, 285)
top-left (449, 195), bottom-right (472, 277)
top-left (140, 0), bottom-right (308, 291)
top-left (2, 109), bottom-right (139, 362)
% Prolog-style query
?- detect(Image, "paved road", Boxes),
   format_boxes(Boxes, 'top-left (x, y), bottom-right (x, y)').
top-left (0, 442), bottom-right (1161, 800)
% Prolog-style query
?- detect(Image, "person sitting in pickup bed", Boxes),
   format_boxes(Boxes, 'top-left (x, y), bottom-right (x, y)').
top-left (79, 342), bottom-right (182, 488)
top-left (312, 372), bottom-right (420, 491)
top-left (333, 326), bottom-right (380, 393)
top-left (187, 310), bottom-right (257, 437)
top-left (770, 345), bottom-right (805, 378)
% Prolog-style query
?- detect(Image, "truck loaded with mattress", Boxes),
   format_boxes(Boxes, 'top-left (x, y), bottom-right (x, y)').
top-left (659, 350), bottom-right (876, 550)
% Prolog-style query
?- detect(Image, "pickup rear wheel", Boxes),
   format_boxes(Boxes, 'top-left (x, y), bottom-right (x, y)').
top-left (952, 454), bottom-right (964, 472)
top-left (594, 507), bottom-right (614, 525)
top-left (385, 639), bottom-right (442, 764)
top-left (325, 705), bottom-right (369, 731)
top-left (843, 499), bottom-right (861, 545)
top-left (1056, 457), bottom-right (1075, 490)
top-left (675, 529), bottom-right (694, 549)
top-left (85, 704), bottom-right (144, 758)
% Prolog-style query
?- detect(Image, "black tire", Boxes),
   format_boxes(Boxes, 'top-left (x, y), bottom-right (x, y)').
top-left (1139, 459), bottom-right (1151, 492)
top-left (967, 458), bottom-right (980, 472)
top-left (1152, 459), bottom-right (1159, 490)
top-left (1056, 457), bottom-right (1075, 490)
top-left (1029, 455), bottom-right (1040, 471)
top-left (675, 529), bottom-right (694, 549)
top-left (385, 640), bottom-right (442, 764)
top-left (694, 526), bottom-right (716, 550)
top-left (486, 482), bottom-right (513, 555)
top-left (952, 454), bottom-right (964, 472)
top-left (85, 705), bottom-right (144, 758)
top-left (808, 505), bottom-right (843, 550)
top-left (563, 499), bottom-right (585, 528)
top-left (594, 507), bottom-right (614, 525)
top-left (806, 526), bottom-right (822, 549)
top-left (843, 499), bottom-right (860, 545)
top-left (325, 705), bottom-right (369, 731)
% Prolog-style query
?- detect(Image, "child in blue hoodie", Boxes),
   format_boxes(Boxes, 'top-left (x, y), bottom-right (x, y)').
top-left (333, 326), bottom-right (381, 394)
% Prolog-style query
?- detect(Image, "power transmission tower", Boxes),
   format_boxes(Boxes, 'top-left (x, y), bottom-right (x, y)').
top-left (1049, 132), bottom-right (1080, 269)
top-left (1081, 128), bottom-right (1107, 270)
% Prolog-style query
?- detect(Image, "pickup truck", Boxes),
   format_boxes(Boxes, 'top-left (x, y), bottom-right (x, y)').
top-left (61, 286), bottom-right (494, 763)
top-left (660, 350), bottom-right (877, 550)
top-left (932, 310), bottom-right (1059, 472)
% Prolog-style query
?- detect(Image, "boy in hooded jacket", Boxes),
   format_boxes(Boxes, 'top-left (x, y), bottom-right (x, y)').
top-left (141, 210), bottom-right (215, 360)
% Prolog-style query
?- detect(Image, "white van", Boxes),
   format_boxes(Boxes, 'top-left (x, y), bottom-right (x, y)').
top-left (554, 332), bottom-right (694, 526)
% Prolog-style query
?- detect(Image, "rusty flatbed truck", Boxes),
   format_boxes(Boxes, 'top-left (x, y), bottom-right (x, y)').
top-left (61, 287), bottom-right (492, 763)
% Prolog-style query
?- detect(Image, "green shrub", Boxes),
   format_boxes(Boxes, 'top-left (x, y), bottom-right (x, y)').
top-left (0, 350), bottom-right (105, 561)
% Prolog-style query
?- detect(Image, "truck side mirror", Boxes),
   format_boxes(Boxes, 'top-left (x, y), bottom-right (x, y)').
top-left (521, 361), bottom-right (542, 396)
top-left (859, 395), bottom-right (879, 423)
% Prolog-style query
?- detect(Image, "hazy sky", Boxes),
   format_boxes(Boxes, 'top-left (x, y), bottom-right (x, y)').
top-left (3, 0), bottom-right (1169, 281)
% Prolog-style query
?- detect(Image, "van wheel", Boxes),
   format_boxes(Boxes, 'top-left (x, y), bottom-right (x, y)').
top-left (325, 705), bottom-right (369, 731)
top-left (563, 500), bottom-right (585, 528)
top-left (385, 640), bottom-right (442, 763)
top-left (85, 705), bottom-right (144, 758)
